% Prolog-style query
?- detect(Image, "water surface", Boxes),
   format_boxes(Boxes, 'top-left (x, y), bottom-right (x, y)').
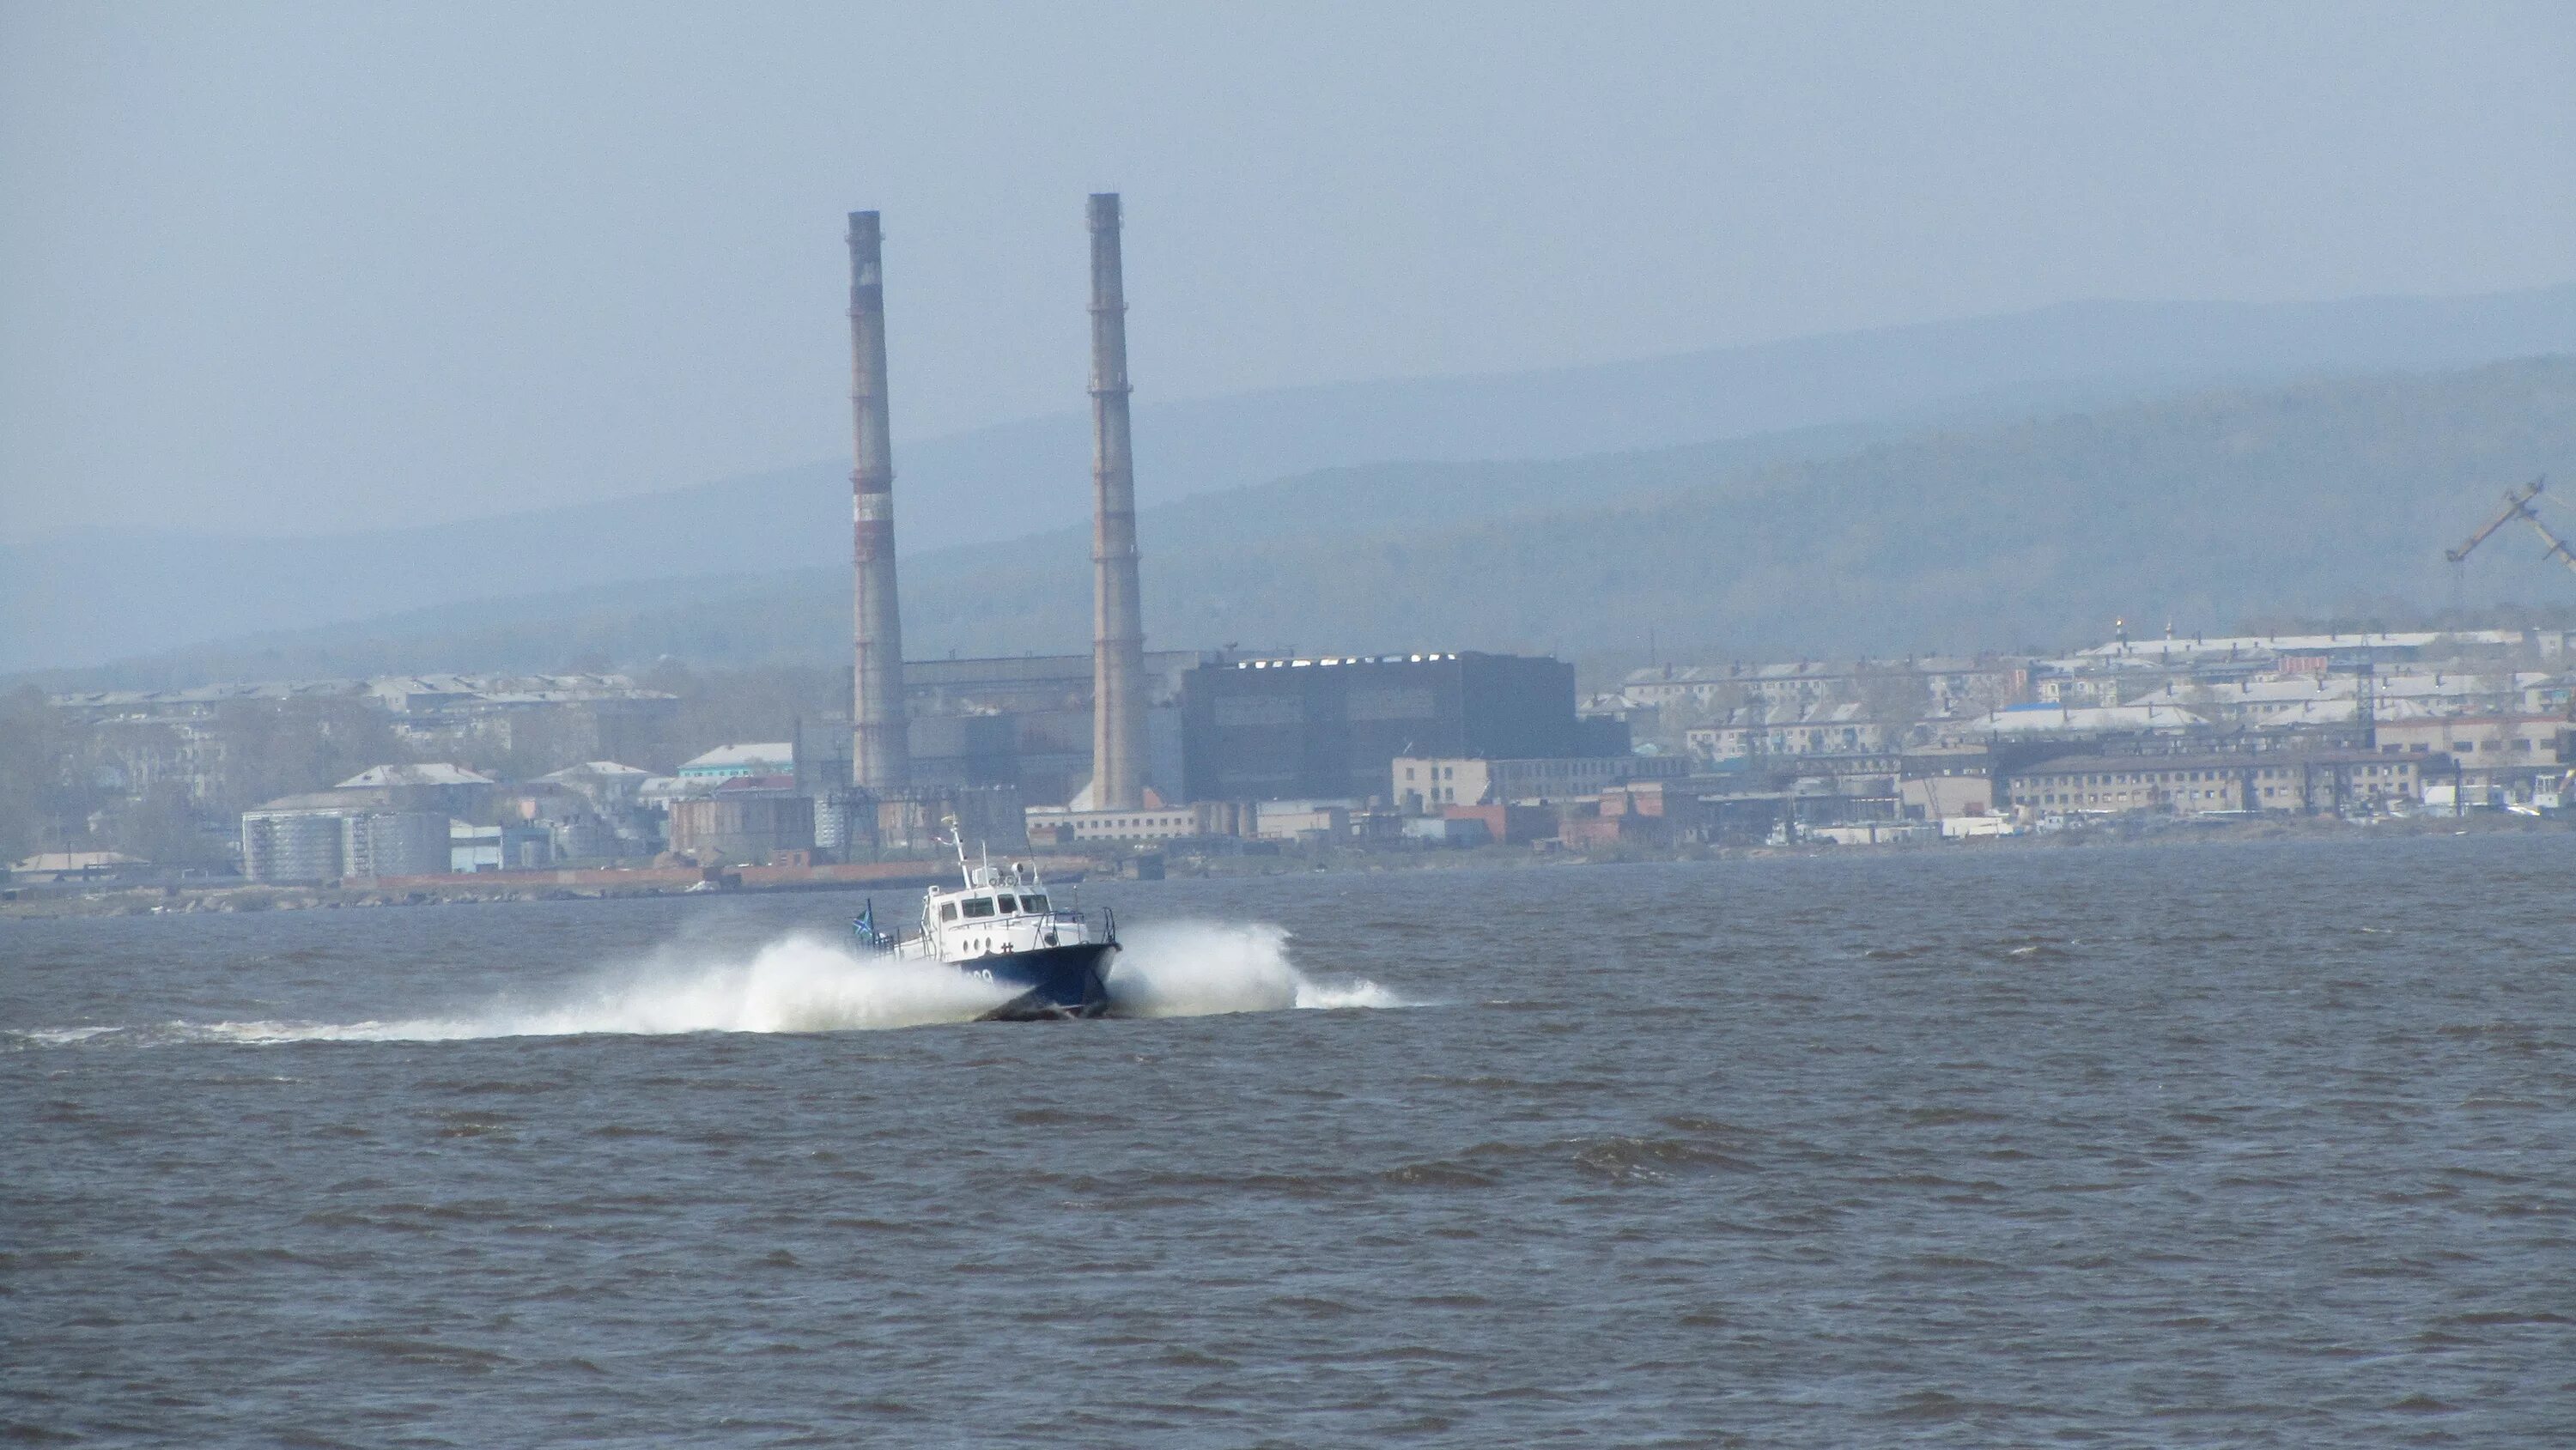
top-left (7, 836), bottom-right (2573, 1445)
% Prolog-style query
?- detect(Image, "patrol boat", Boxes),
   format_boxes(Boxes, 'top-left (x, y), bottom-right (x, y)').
top-left (852, 835), bottom-right (1116, 1021)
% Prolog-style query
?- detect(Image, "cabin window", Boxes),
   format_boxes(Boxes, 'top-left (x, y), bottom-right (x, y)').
top-left (1022, 894), bottom-right (1048, 914)
top-left (939, 902), bottom-right (957, 922)
top-left (995, 894), bottom-right (1018, 913)
top-left (962, 897), bottom-right (996, 919)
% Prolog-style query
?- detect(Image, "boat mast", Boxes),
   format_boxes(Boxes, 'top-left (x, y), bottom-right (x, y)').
top-left (945, 815), bottom-right (972, 888)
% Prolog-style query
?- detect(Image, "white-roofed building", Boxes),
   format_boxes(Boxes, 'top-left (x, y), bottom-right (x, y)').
top-left (537, 761), bottom-right (653, 811)
top-left (2070, 629), bottom-right (2550, 667)
top-left (2120, 677), bottom-right (2359, 728)
top-left (677, 743), bottom-right (795, 780)
top-left (1685, 701), bottom-right (1908, 764)
top-left (638, 775), bottom-right (705, 809)
top-left (1619, 656), bottom-right (2024, 722)
top-left (1963, 703), bottom-right (2211, 736)
top-left (332, 762), bottom-right (496, 820)
top-left (6, 851), bottom-right (151, 884)
top-left (336, 762), bottom-right (494, 789)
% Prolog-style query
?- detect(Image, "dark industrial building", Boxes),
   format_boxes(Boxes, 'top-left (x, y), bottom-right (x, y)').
top-left (1181, 652), bottom-right (1619, 802)
top-left (901, 651), bottom-right (1208, 804)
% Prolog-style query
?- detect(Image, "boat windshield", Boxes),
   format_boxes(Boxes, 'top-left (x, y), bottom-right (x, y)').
top-left (1021, 894), bottom-right (1048, 914)
top-left (961, 896), bottom-right (996, 919)
top-left (994, 894), bottom-right (1018, 913)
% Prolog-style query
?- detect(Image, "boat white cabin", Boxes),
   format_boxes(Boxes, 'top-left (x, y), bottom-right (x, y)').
top-left (857, 846), bottom-right (1111, 968)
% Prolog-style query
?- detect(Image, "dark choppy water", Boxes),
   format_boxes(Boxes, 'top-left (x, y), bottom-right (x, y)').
top-left (7, 836), bottom-right (2573, 1446)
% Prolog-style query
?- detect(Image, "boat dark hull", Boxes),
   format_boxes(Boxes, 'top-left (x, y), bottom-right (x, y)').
top-left (970, 942), bottom-right (1116, 1022)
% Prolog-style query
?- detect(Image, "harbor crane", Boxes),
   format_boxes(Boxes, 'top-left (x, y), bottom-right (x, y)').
top-left (2445, 478), bottom-right (2576, 593)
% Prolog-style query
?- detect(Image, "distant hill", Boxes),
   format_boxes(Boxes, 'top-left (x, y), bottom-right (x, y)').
top-left (912, 357), bottom-right (2576, 660)
top-left (40, 357), bottom-right (2576, 685)
top-left (9, 282), bottom-right (2576, 671)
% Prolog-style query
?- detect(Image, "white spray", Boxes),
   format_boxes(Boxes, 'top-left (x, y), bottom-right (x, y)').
top-left (20, 920), bottom-right (1407, 1047)
top-left (135, 934), bottom-right (1017, 1044)
top-left (1104, 920), bottom-right (1406, 1017)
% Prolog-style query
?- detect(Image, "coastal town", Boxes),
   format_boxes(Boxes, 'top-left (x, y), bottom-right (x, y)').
top-left (9, 185), bottom-right (2573, 917)
top-left (7, 622), bottom-right (2568, 913)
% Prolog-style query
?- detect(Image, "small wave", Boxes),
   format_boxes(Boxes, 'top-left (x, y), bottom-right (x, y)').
top-left (5, 1025), bottom-right (121, 1047)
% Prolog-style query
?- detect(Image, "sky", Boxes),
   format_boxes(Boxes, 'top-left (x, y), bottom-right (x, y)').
top-left (2, 0), bottom-right (2572, 540)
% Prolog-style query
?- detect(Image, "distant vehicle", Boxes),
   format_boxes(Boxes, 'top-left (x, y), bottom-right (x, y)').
top-left (850, 832), bottom-right (1115, 1022)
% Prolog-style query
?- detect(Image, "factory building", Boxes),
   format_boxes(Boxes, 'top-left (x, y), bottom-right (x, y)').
top-left (901, 652), bottom-right (1207, 804)
top-left (239, 791), bottom-right (449, 883)
top-left (866, 785), bottom-right (1029, 853)
top-left (1619, 657), bottom-right (2026, 720)
top-left (668, 780), bottom-right (816, 865)
top-left (1181, 652), bottom-right (1608, 802)
top-left (2002, 752), bottom-right (2424, 816)
top-left (344, 810), bottom-right (453, 878)
top-left (238, 804), bottom-right (349, 884)
top-left (815, 208), bottom-right (1626, 830)
top-left (2371, 713), bottom-right (2567, 763)
top-left (829, 196), bottom-right (1160, 822)
top-left (449, 822), bottom-right (557, 873)
top-left (1026, 800), bottom-right (1223, 845)
top-left (1393, 753), bottom-right (1687, 811)
top-left (1687, 703), bottom-right (1903, 762)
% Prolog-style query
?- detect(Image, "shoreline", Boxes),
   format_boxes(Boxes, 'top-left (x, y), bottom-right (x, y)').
top-left (3, 810), bottom-right (2563, 921)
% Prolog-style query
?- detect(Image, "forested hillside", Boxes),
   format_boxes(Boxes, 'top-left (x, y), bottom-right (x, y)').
top-left (890, 357), bottom-right (2576, 660)
top-left (37, 358), bottom-right (2576, 684)
top-left (12, 282), bottom-right (2576, 672)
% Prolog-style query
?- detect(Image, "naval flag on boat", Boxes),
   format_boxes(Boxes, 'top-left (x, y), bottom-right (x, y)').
top-left (852, 899), bottom-right (885, 947)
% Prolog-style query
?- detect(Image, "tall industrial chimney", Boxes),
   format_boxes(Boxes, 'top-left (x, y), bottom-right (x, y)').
top-left (1088, 192), bottom-right (1148, 811)
top-left (847, 210), bottom-right (908, 792)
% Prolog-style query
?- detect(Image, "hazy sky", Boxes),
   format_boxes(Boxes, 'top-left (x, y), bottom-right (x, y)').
top-left (3, 1), bottom-right (2571, 540)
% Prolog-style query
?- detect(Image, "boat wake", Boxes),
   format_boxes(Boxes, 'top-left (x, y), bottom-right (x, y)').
top-left (9, 920), bottom-right (1406, 1047)
top-left (1107, 920), bottom-right (1406, 1016)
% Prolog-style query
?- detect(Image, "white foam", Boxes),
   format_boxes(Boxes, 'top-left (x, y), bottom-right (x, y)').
top-left (86, 934), bottom-right (1017, 1045)
top-left (402, 933), bottom-right (1021, 1038)
top-left (1104, 919), bottom-right (1410, 1017)
top-left (8, 1024), bottom-right (122, 1046)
